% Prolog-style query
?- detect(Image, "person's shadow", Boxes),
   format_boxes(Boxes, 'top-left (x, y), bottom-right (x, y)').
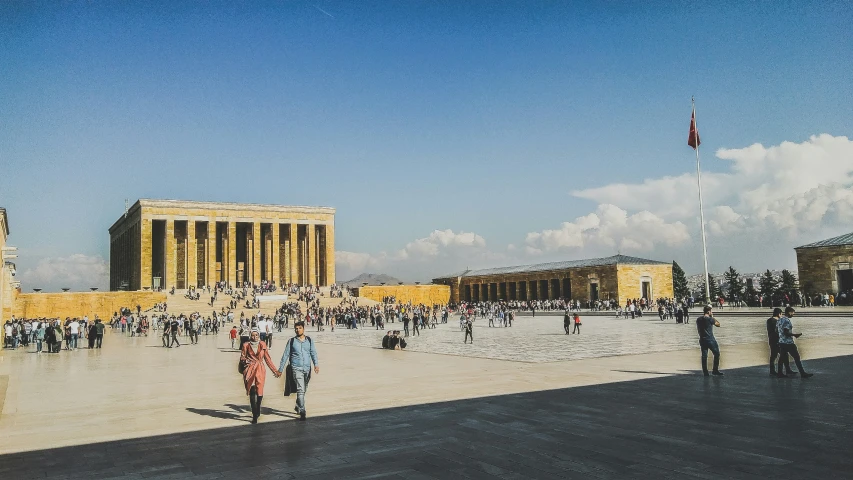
top-left (186, 403), bottom-right (298, 423)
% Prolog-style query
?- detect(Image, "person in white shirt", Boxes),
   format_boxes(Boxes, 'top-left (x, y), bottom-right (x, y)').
top-left (257, 318), bottom-right (268, 343)
top-left (68, 320), bottom-right (80, 350)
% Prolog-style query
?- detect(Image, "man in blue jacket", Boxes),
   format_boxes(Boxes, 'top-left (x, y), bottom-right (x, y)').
top-left (279, 321), bottom-right (320, 420)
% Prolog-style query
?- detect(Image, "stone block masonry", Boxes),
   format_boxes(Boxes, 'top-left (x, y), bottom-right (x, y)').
top-left (13, 291), bottom-right (166, 320)
top-left (355, 285), bottom-right (451, 305)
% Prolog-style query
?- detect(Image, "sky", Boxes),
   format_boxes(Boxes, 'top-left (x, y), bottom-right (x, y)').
top-left (1, 1), bottom-right (852, 291)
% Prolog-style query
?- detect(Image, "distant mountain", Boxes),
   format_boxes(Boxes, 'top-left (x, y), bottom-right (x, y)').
top-left (340, 273), bottom-right (405, 287)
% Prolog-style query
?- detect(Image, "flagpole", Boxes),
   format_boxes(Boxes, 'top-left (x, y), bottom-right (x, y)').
top-left (692, 96), bottom-right (712, 305)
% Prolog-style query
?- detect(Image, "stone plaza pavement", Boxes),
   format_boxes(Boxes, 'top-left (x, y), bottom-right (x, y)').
top-left (312, 312), bottom-right (853, 362)
top-left (1, 314), bottom-right (852, 478)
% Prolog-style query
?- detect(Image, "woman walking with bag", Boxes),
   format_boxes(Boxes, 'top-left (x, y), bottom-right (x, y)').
top-left (239, 328), bottom-right (281, 424)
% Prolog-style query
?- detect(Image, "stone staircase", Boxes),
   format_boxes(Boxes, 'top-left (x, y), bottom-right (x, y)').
top-left (154, 288), bottom-right (377, 318)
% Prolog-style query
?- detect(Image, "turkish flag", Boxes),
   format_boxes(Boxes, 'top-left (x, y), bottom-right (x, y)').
top-left (688, 108), bottom-right (701, 149)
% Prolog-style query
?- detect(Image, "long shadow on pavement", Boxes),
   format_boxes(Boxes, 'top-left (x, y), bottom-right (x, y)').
top-left (1, 355), bottom-right (851, 479)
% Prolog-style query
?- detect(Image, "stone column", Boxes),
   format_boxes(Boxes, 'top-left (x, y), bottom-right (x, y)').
top-left (140, 217), bottom-right (152, 290)
top-left (207, 221), bottom-right (216, 286)
top-left (307, 223), bottom-right (317, 286)
top-left (325, 222), bottom-right (335, 286)
top-left (187, 221), bottom-right (197, 289)
top-left (165, 218), bottom-right (176, 289)
top-left (289, 223), bottom-right (299, 285)
top-left (228, 221), bottom-right (237, 287)
top-left (269, 226), bottom-right (278, 284)
top-left (246, 228), bottom-right (253, 286)
top-left (253, 222), bottom-right (262, 286)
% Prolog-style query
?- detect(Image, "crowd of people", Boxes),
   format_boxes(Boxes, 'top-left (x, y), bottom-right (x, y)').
top-left (3, 316), bottom-right (107, 352)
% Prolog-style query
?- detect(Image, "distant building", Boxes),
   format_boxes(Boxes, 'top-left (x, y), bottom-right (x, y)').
top-left (795, 232), bottom-right (853, 294)
top-left (433, 254), bottom-right (673, 304)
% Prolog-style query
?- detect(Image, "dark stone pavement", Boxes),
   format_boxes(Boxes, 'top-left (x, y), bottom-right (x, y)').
top-left (2, 355), bottom-right (851, 479)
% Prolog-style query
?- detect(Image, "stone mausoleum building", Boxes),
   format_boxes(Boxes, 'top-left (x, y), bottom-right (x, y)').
top-left (433, 254), bottom-right (673, 305)
top-left (109, 199), bottom-right (335, 291)
top-left (795, 232), bottom-right (853, 294)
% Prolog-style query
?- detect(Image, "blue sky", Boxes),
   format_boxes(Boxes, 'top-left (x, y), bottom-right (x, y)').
top-left (1, 2), bottom-right (852, 290)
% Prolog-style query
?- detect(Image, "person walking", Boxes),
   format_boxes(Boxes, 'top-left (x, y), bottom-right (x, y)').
top-left (572, 313), bottom-right (581, 334)
top-left (168, 316), bottom-right (182, 348)
top-left (95, 319), bottom-right (105, 348)
top-left (240, 329), bottom-right (281, 424)
top-left (279, 321), bottom-right (319, 421)
top-left (463, 316), bottom-right (473, 344)
top-left (563, 310), bottom-right (571, 335)
top-left (34, 322), bottom-right (45, 354)
top-left (53, 322), bottom-right (64, 353)
top-left (777, 307), bottom-right (814, 378)
top-left (766, 308), bottom-right (793, 376)
top-left (230, 325), bottom-right (238, 349)
top-left (188, 315), bottom-right (199, 345)
top-left (87, 321), bottom-right (97, 349)
top-left (696, 305), bottom-right (723, 376)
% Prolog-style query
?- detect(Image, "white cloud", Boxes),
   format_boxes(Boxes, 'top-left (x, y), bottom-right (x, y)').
top-left (573, 173), bottom-right (734, 219)
top-left (524, 204), bottom-right (691, 254)
top-left (18, 254), bottom-right (109, 292)
top-left (573, 135), bottom-right (853, 234)
top-left (337, 229), bottom-right (493, 281)
top-left (397, 229), bottom-right (486, 260)
top-left (522, 134), bottom-right (853, 273)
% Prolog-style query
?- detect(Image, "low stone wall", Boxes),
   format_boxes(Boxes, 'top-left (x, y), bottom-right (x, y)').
top-left (354, 285), bottom-right (450, 305)
top-left (13, 291), bottom-right (166, 319)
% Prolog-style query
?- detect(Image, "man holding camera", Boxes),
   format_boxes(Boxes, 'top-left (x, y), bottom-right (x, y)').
top-left (696, 305), bottom-right (723, 376)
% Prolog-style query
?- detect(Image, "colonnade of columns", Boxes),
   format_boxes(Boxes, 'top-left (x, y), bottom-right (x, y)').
top-left (462, 277), bottom-right (575, 302)
top-left (127, 217), bottom-right (334, 291)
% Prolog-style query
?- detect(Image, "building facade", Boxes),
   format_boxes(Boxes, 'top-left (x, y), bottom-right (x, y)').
top-left (109, 199), bottom-right (335, 291)
top-left (795, 232), bottom-right (853, 294)
top-left (432, 254), bottom-right (673, 305)
top-left (0, 208), bottom-right (16, 322)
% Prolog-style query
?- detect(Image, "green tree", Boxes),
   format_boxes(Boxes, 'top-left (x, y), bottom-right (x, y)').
top-left (779, 269), bottom-right (798, 305)
top-left (759, 270), bottom-right (778, 306)
top-left (724, 266), bottom-right (743, 303)
top-left (697, 273), bottom-right (719, 304)
top-left (743, 282), bottom-right (758, 307)
top-left (672, 261), bottom-right (689, 300)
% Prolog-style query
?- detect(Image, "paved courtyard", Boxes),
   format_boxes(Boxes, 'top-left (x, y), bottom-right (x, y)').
top-left (2, 313), bottom-right (852, 478)
top-left (313, 313), bottom-right (853, 362)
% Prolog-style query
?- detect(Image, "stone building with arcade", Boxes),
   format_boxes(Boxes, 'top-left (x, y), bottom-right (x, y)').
top-left (432, 254), bottom-right (673, 305)
top-left (795, 232), bottom-right (853, 295)
top-left (109, 199), bottom-right (335, 291)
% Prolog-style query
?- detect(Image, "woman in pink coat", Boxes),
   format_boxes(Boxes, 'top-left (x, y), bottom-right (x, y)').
top-left (240, 329), bottom-right (281, 423)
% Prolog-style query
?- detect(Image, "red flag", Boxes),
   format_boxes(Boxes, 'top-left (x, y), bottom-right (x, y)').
top-left (688, 108), bottom-right (701, 149)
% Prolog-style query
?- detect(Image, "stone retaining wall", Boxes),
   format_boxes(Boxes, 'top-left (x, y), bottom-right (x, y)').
top-left (13, 291), bottom-right (166, 319)
top-left (354, 285), bottom-right (450, 305)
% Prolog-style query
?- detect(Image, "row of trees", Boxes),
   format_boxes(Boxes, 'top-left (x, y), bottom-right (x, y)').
top-left (672, 262), bottom-right (799, 307)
